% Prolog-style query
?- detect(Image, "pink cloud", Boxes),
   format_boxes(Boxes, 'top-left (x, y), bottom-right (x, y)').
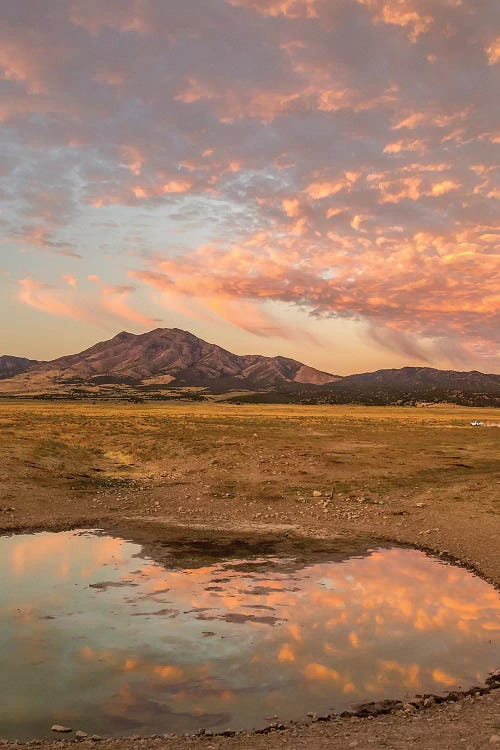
top-left (18, 278), bottom-right (90, 321)
top-left (62, 274), bottom-right (78, 288)
top-left (18, 276), bottom-right (159, 329)
top-left (1, 0), bottom-right (498, 368)
top-left (99, 284), bottom-right (159, 327)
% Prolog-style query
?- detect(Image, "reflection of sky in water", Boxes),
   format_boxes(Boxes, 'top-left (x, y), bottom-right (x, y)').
top-left (0, 531), bottom-right (498, 740)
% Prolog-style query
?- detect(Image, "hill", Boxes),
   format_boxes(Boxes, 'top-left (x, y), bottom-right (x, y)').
top-left (0, 356), bottom-right (39, 380)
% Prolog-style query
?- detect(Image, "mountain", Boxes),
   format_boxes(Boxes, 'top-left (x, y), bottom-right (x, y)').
top-left (229, 365), bottom-right (500, 406)
top-left (0, 355), bottom-right (39, 380)
top-left (334, 367), bottom-right (500, 394)
top-left (0, 328), bottom-right (340, 393)
top-left (0, 330), bottom-right (498, 404)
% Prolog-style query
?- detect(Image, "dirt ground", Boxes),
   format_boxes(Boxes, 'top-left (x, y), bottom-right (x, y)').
top-left (0, 401), bottom-right (499, 749)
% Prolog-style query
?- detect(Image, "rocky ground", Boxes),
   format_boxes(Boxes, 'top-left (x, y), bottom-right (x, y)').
top-left (0, 401), bottom-right (498, 749)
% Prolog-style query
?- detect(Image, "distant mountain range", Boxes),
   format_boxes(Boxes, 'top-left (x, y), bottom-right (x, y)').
top-left (335, 367), bottom-right (500, 394)
top-left (0, 328), bottom-right (498, 405)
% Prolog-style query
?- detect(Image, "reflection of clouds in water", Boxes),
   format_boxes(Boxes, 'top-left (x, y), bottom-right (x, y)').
top-left (8, 532), bottom-right (125, 579)
top-left (0, 531), bottom-right (498, 738)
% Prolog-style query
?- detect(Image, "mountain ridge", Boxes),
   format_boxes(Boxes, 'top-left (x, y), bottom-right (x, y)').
top-left (336, 366), bottom-right (500, 393)
top-left (0, 328), bottom-right (498, 402)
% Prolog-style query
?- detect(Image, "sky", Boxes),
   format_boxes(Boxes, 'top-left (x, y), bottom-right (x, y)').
top-left (0, 0), bottom-right (499, 375)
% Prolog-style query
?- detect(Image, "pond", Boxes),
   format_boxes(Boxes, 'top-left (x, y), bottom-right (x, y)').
top-left (0, 529), bottom-right (498, 739)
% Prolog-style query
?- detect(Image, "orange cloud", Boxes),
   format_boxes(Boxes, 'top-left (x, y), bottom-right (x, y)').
top-left (429, 180), bottom-right (460, 196)
top-left (355, 0), bottom-right (433, 41)
top-left (228, 0), bottom-right (320, 19)
top-left (99, 284), bottom-right (158, 327)
top-left (17, 277), bottom-right (88, 321)
top-left (384, 139), bottom-right (426, 154)
top-left (17, 276), bottom-right (158, 329)
top-left (62, 274), bottom-right (78, 288)
top-left (2, 0), bottom-right (498, 369)
top-left (486, 37), bottom-right (500, 64)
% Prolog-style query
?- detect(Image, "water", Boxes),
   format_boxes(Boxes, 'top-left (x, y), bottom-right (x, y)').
top-left (0, 530), bottom-right (498, 739)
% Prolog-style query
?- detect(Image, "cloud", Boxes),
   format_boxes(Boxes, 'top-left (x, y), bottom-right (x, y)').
top-left (228, 0), bottom-right (320, 19)
top-left (1, 0), bottom-right (498, 367)
top-left (17, 275), bottom-right (159, 329)
top-left (18, 277), bottom-right (95, 321)
top-left (354, 0), bottom-right (433, 41)
top-left (7, 226), bottom-right (81, 258)
top-left (486, 37), bottom-right (500, 65)
top-left (62, 274), bottom-right (78, 288)
top-left (98, 283), bottom-right (160, 327)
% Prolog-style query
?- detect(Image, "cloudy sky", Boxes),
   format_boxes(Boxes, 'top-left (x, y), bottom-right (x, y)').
top-left (1, 0), bottom-right (498, 374)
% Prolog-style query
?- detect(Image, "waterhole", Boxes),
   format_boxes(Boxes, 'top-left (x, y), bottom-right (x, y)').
top-left (0, 530), bottom-right (498, 739)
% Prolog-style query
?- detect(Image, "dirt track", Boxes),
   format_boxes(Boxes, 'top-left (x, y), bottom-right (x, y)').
top-left (1, 401), bottom-right (499, 749)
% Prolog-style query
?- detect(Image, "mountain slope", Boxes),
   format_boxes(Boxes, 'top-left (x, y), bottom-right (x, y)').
top-left (0, 356), bottom-right (39, 380)
top-left (333, 367), bottom-right (500, 394)
top-left (1, 328), bottom-right (339, 392)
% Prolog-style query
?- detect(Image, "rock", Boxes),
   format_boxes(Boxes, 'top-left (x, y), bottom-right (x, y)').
top-left (408, 697), bottom-right (424, 708)
top-left (415, 502), bottom-right (425, 508)
top-left (489, 737), bottom-right (500, 744)
top-left (354, 700), bottom-right (402, 717)
top-left (423, 696), bottom-right (435, 707)
top-left (90, 735), bottom-right (104, 741)
top-left (403, 703), bottom-right (417, 712)
top-left (75, 732), bottom-right (88, 740)
top-left (486, 669), bottom-right (500, 686)
top-left (51, 725), bottom-right (72, 733)
top-left (313, 490), bottom-right (322, 497)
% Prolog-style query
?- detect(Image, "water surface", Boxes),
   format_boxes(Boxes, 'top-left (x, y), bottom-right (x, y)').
top-left (0, 530), bottom-right (498, 739)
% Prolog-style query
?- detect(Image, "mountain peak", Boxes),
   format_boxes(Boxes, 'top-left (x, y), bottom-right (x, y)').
top-left (113, 330), bottom-right (134, 339)
top-left (1, 327), bottom-right (339, 390)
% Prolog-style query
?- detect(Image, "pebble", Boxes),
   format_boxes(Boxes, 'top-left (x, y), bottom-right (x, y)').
top-left (403, 703), bottom-right (417, 712)
top-left (490, 736), bottom-right (500, 744)
top-left (75, 731), bottom-right (88, 740)
top-left (313, 490), bottom-right (322, 497)
top-left (51, 725), bottom-right (72, 733)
